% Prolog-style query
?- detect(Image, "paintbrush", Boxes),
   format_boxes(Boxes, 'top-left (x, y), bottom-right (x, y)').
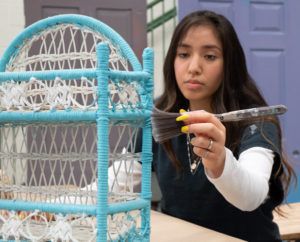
top-left (151, 105), bottom-right (287, 143)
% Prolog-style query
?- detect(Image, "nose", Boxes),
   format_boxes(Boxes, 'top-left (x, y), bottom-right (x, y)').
top-left (188, 55), bottom-right (202, 75)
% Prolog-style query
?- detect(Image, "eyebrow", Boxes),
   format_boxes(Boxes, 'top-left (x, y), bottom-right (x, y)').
top-left (177, 43), bottom-right (222, 51)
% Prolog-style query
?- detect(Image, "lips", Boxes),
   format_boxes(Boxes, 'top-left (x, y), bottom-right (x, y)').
top-left (184, 80), bottom-right (204, 88)
top-left (186, 80), bottom-right (203, 84)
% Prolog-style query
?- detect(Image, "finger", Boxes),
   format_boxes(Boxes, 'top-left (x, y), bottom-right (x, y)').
top-left (193, 146), bottom-right (212, 160)
top-left (190, 136), bottom-right (214, 152)
top-left (180, 110), bottom-right (225, 131)
top-left (184, 122), bottom-right (224, 143)
top-left (207, 138), bottom-right (214, 150)
top-left (192, 139), bottom-right (223, 157)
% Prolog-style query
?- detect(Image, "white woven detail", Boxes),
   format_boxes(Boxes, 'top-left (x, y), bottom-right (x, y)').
top-left (48, 213), bottom-right (96, 242)
top-left (0, 76), bottom-right (141, 111)
top-left (0, 210), bottom-right (25, 241)
top-left (107, 210), bottom-right (144, 241)
top-left (0, 77), bottom-right (96, 111)
top-left (108, 81), bottom-right (141, 110)
top-left (0, 210), bottom-right (97, 242)
top-left (0, 77), bottom-right (142, 112)
top-left (0, 209), bottom-right (144, 241)
top-left (7, 24), bottom-right (129, 72)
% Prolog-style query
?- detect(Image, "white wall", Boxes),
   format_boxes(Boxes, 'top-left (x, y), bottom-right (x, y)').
top-left (147, 0), bottom-right (177, 98)
top-left (0, 0), bottom-right (25, 184)
top-left (0, 0), bottom-right (25, 57)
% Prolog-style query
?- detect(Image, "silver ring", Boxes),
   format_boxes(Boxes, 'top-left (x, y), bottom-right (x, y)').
top-left (207, 138), bottom-right (213, 150)
top-left (203, 149), bottom-right (209, 159)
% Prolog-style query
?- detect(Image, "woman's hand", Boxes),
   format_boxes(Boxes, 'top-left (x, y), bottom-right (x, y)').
top-left (178, 110), bottom-right (226, 178)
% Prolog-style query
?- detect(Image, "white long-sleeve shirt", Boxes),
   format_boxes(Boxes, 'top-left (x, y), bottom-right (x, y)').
top-left (110, 146), bottom-right (274, 211)
top-left (205, 147), bottom-right (274, 211)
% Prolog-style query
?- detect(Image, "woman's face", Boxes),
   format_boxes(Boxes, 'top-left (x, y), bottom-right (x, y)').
top-left (174, 25), bottom-right (224, 111)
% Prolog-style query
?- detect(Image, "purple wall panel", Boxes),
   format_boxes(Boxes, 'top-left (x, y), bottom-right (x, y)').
top-left (96, 9), bottom-right (132, 46)
top-left (249, 50), bottom-right (283, 106)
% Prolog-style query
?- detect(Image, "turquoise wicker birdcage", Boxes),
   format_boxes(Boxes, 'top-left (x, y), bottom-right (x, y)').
top-left (0, 14), bottom-right (153, 242)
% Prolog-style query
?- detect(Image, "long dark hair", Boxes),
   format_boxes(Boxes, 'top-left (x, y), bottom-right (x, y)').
top-left (156, 10), bottom-right (296, 203)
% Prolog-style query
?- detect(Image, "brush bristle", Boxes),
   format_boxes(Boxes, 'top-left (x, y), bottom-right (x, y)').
top-left (151, 107), bottom-right (184, 143)
top-left (151, 104), bottom-right (288, 143)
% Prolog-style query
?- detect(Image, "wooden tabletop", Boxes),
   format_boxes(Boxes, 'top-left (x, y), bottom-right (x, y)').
top-left (273, 202), bottom-right (300, 240)
top-left (150, 210), bottom-right (244, 242)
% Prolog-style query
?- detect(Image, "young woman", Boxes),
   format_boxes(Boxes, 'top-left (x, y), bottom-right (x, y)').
top-left (114, 10), bottom-right (297, 241)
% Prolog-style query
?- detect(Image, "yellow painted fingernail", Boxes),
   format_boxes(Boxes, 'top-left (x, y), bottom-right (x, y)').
top-left (179, 109), bottom-right (187, 114)
top-left (176, 114), bottom-right (189, 122)
top-left (181, 125), bottom-right (189, 133)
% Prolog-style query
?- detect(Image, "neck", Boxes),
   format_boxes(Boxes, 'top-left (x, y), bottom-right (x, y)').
top-left (189, 100), bottom-right (212, 112)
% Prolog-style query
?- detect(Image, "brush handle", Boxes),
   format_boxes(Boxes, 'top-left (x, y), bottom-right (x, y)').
top-left (214, 105), bottom-right (287, 122)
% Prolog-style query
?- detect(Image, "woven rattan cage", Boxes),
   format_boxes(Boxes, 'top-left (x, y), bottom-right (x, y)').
top-left (0, 14), bottom-right (153, 242)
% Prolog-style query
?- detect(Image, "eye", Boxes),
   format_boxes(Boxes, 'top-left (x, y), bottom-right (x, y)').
top-left (205, 54), bottom-right (216, 60)
top-left (177, 52), bottom-right (189, 58)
